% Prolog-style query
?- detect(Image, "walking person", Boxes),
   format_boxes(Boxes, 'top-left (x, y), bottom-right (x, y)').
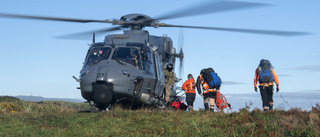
top-left (182, 74), bottom-right (196, 111)
top-left (254, 59), bottom-right (279, 111)
top-left (196, 69), bottom-right (219, 112)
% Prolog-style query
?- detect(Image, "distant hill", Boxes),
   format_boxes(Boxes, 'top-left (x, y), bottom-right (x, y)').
top-left (13, 95), bottom-right (85, 103)
top-left (0, 96), bottom-right (21, 102)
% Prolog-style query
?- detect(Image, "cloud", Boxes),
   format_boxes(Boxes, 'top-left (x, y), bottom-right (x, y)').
top-left (289, 65), bottom-right (320, 72)
top-left (222, 81), bottom-right (247, 85)
top-left (299, 90), bottom-right (320, 92)
top-left (277, 74), bottom-right (290, 77)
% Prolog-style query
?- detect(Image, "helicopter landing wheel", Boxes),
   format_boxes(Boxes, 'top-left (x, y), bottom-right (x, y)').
top-left (97, 104), bottom-right (112, 112)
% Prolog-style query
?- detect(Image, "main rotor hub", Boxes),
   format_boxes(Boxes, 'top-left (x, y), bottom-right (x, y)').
top-left (120, 14), bottom-right (154, 30)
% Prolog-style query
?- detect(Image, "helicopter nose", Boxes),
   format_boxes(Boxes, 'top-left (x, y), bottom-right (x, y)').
top-left (92, 82), bottom-right (115, 105)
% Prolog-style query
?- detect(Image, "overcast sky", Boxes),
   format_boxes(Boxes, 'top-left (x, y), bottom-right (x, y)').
top-left (0, 0), bottom-right (319, 109)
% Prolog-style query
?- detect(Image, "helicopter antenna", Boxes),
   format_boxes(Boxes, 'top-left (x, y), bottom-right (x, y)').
top-left (147, 30), bottom-right (150, 43)
top-left (92, 33), bottom-right (95, 43)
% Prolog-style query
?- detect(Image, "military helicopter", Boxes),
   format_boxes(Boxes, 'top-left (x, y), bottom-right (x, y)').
top-left (0, 1), bottom-right (310, 111)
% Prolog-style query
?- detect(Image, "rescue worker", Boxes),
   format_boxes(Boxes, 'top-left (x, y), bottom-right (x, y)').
top-left (182, 74), bottom-right (196, 111)
top-left (196, 69), bottom-right (217, 112)
top-left (163, 62), bottom-right (175, 104)
top-left (254, 59), bottom-right (279, 111)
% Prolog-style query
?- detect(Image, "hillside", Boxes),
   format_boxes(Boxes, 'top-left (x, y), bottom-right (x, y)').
top-left (0, 96), bottom-right (319, 136)
top-left (14, 95), bottom-right (85, 103)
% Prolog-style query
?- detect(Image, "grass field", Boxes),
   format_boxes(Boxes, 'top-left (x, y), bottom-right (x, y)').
top-left (0, 96), bottom-right (319, 136)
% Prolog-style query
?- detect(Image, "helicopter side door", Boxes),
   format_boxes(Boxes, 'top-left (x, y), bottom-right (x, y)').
top-left (140, 48), bottom-right (157, 94)
top-left (153, 52), bottom-right (165, 97)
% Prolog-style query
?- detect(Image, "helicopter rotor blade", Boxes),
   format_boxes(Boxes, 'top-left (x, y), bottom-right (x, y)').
top-left (179, 49), bottom-right (184, 80)
top-left (0, 13), bottom-right (115, 23)
top-left (178, 29), bottom-right (184, 79)
top-left (55, 26), bottom-right (123, 40)
top-left (154, 1), bottom-right (270, 21)
top-left (158, 23), bottom-right (312, 37)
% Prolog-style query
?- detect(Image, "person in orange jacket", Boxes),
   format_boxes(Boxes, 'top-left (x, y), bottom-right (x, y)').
top-left (182, 74), bottom-right (196, 111)
top-left (254, 59), bottom-right (279, 111)
top-left (196, 69), bottom-right (217, 112)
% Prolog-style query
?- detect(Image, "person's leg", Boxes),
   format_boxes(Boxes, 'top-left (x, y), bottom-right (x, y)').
top-left (203, 93), bottom-right (209, 110)
top-left (165, 84), bottom-right (171, 103)
top-left (259, 86), bottom-right (269, 111)
top-left (186, 93), bottom-right (195, 111)
top-left (267, 85), bottom-right (274, 110)
top-left (209, 92), bottom-right (217, 112)
top-left (209, 97), bottom-right (215, 112)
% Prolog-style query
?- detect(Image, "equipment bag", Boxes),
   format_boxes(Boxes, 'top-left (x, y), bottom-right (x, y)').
top-left (202, 68), bottom-right (221, 89)
top-left (258, 59), bottom-right (274, 83)
top-left (170, 101), bottom-right (187, 110)
top-left (215, 92), bottom-right (229, 110)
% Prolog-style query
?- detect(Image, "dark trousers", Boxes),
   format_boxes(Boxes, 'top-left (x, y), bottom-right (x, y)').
top-left (186, 93), bottom-right (196, 107)
top-left (259, 85), bottom-right (274, 108)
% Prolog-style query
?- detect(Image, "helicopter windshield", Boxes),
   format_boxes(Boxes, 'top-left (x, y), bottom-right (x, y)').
top-left (85, 47), bottom-right (112, 66)
top-left (140, 49), bottom-right (154, 75)
top-left (112, 47), bottom-right (141, 69)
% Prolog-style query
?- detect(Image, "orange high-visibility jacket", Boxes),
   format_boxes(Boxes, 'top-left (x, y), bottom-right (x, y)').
top-left (197, 75), bottom-right (216, 94)
top-left (254, 68), bottom-right (279, 87)
top-left (182, 78), bottom-right (196, 94)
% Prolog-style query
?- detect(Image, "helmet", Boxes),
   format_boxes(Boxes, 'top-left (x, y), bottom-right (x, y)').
top-left (167, 64), bottom-right (174, 72)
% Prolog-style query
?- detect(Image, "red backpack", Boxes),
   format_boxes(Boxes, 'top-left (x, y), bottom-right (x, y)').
top-left (215, 92), bottom-right (230, 110)
top-left (170, 101), bottom-right (187, 110)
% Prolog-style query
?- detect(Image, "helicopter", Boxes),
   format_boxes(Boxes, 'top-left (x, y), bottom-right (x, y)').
top-left (0, 1), bottom-right (310, 111)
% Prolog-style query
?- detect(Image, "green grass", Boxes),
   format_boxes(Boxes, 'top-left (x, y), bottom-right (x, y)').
top-left (0, 96), bottom-right (319, 136)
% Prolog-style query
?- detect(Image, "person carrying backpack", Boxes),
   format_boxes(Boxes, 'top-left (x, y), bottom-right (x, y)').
top-left (182, 74), bottom-right (196, 111)
top-left (254, 59), bottom-right (279, 111)
top-left (196, 69), bottom-right (220, 112)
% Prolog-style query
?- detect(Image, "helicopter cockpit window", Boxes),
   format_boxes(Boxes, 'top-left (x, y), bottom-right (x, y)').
top-left (112, 47), bottom-right (141, 69)
top-left (85, 47), bottom-right (111, 66)
top-left (141, 49), bottom-right (154, 75)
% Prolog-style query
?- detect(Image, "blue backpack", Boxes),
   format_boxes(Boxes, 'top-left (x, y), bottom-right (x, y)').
top-left (202, 68), bottom-right (222, 89)
top-left (258, 59), bottom-right (274, 83)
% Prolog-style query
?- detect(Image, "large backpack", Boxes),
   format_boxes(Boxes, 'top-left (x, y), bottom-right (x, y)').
top-left (215, 92), bottom-right (229, 110)
top-left (258, 59), bottom-right (274, 83)
top-left (202, 68), bottom-right (222, 89)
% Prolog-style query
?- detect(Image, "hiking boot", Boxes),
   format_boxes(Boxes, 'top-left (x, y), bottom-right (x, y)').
top-left (210, 108), bottom-right (214, 112)
top-left (269, 105), bottom-right (273, 111)
top-left (204, 103), bottom-right (209, 110)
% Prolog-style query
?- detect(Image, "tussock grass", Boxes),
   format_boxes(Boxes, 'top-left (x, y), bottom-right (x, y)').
top-left (0, 96), bottom-right (319, 136)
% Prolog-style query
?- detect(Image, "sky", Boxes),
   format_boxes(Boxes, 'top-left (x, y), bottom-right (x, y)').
top-left (0, 0), bottom-right (319, 109)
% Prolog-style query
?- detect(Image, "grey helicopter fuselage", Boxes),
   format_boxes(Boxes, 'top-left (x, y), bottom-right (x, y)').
top-left (79, 30), bottom-right (177, 109)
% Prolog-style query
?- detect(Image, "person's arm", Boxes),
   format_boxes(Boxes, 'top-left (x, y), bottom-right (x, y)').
top-left (170, 73), bottom-right (176, 85)
top-left (182, 80), bottom-right (187, 91)
top-left (196, 76), bottom-right (202, 95)
top-left (272, 69), bottom-right (279, 92)
top-left (272, 69), bottom-right (279, 85)
top-left (254, 68), bottom-right (259, 91)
